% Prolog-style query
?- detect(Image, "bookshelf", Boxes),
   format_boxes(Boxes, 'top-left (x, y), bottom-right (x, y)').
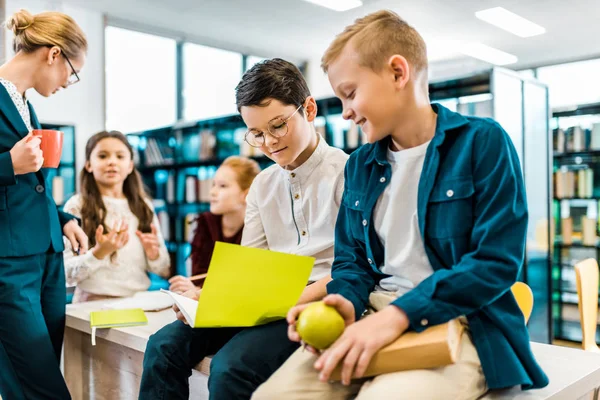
top-left (41, 123), bottom-right (77, 208)
top-left (551, 101), bottom-right (600, 343)
top-left (126, 97), bottom-right (365, 278)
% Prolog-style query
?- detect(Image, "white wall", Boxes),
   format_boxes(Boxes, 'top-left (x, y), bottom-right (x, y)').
top-left (306, 56), bottom-right (334, 100)
top-left (4, 0), bottom-right (105, 176)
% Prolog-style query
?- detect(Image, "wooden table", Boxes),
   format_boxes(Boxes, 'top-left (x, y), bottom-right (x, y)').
top-left (64, 297), bottom-right (600, 400)
top-left (64, 298), bottom-right (210, 400)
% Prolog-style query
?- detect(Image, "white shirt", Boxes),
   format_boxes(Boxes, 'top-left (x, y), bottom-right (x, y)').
top-left (62, 194), bottom-right (171, 297)
top-left (242, 137), bottom-right (348, 281)
top-left (0, 78), bottom-right (32, 132)
top-left (373, 140), bottom-right (434, 296)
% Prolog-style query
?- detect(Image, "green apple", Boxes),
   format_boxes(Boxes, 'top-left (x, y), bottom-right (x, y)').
top-left (296, 301), bottom-right (345, 350)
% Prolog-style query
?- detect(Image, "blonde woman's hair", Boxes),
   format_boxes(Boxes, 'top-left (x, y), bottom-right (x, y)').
top-left (321, 10), bottom-right (427, 76)
top-left (5, 9), bottom-right (87, 59)
top-left (221, 156), bottom-right (261, 191)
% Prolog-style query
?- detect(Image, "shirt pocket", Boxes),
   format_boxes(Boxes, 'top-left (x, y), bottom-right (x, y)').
top-left (342, 189), bottom-right (367, 242)
top-left (427, 177), bottom-right (474, 239)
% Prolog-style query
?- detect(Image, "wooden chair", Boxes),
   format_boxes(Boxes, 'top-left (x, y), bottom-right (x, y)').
top-left (511, 281), bottom-right (534, 324)
top-left (575, 258), bottom-right (600, 352)
top-left (575, 258), bottom-right (600, 400)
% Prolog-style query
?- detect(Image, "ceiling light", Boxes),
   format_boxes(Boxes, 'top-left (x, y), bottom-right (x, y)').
top-left (302, 0), bottom-right (363, 12)
top-left (460, 43), bottom-right (518, 66)
top-left (475, 7), bottom-right (546, 38)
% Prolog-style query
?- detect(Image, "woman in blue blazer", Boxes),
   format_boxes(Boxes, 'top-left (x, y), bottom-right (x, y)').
top-left (0, 9), bottom-right (89, 400)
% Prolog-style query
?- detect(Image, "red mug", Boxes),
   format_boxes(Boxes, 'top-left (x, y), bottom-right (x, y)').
top-left (30, 129), bottom-right (64, 168)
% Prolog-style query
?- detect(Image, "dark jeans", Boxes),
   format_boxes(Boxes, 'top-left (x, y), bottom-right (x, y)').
top-left (208, 319), bottom-right (300, 400)
top-left (139, 319), bottom-right (299, 400)
top-left (0, 252), bottom-right (70, 400)
top-left (139, 320), bottom-right (240, 400)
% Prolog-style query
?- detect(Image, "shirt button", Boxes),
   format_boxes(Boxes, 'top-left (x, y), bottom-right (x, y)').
top-left (294, 194), bottom-right (300, 200)
top-left (362, 219), bottom-right (367, 226)
top-left (368, 258), bottom-right (373, 264)
top-left (301, 231), bottom-right (306, 236)
top-left (355, 200), bottom-right (360, 207)
top-left (35, 185), bottom-right (44, 193)
top-left (291, 173), bottom-right (296, 178)
top-left (420, 318), bottom-right (429, 326)
top-left (379, 177), bottom-right (386, 183)
top-left (446, 190), bottom-right (454, 198)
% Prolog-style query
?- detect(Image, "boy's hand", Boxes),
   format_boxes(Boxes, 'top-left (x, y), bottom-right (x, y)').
top-left (287, 294), bottom-right (355, 354)
top-left (173, 287), bottom-right (200, 324)
top-left (314, 304), bottom-right (410, 385)
top-left (168, 275), bottom-right (196, 294)
top-left (136, 223), bottom-right (160, 261)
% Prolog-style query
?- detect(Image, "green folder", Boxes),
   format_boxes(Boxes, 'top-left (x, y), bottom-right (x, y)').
top-left (90, 308), bottom-right (148, 328)
top-left (163, 242), bottom-right (315, 328)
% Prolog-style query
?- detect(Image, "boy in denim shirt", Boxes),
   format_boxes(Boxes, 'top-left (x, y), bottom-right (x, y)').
top-left (253, 10), bottom-right (548, 400)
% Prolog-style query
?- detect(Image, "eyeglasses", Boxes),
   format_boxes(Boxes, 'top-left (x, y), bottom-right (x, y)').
top-left (244, 104), bottom-right (303, 148)
top-left (62, 52), bottom-right (80, 86)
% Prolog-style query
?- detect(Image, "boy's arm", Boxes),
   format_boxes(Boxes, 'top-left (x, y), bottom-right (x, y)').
top-left (240, 182), bottom-right (268, 249)
top-left (326, 166), bottom-right (382, 321)
top-left (392, 122), bottom-right (526, 332)
top-left (296, 275), bottom-right (332, 305)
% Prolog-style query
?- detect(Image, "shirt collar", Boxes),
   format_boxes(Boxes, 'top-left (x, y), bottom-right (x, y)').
top-left (282, 134), bottom-right (328, 183)
top-left (0, 78), bottom-right (27, 103)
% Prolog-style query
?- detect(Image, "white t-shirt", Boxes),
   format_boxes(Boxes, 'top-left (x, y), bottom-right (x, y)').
top-left (242, 136), bottom-right (348, 281)
top-left (373, 140), bottom-right (434, 296)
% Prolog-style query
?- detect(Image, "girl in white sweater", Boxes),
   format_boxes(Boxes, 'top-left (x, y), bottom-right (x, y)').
top-left (63, 131), bottom-right (170, 302)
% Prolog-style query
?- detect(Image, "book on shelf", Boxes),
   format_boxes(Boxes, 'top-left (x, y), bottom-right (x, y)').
top-left (166, 171), bottom-right (176, 203)
top-left (144, 137), bottom-right (175, 166)
top-left (184, 213), bottom-right (199, 242)
top-left (199, 129), bottom-right (217, 159)
top-left (555, 167), bottom-right (593, 199)
top-left (158, 211), bottom-right (170, 241)
top-left (184, 175), bottom-right (214, 203)
top-left (592, 123), bottom-right (600, 150)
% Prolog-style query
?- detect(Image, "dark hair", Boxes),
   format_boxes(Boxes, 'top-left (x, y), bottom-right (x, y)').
top-left (235, 58), bottom-right (311, 115)
top-left (80, 130), bottom-right (154, 248)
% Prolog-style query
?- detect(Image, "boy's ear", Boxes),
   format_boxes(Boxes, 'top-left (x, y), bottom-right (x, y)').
top-left (303, 96), bottom-right (318, 123)
top-left (388, 55), bottom-right (410, 89)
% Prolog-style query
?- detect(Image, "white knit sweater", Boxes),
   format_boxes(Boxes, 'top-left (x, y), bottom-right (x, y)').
top-left (62, 194), bottom-right (170, 297)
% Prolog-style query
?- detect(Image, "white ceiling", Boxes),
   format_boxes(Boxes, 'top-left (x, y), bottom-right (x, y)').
top-left (63, 0), bottom-right (600, 75)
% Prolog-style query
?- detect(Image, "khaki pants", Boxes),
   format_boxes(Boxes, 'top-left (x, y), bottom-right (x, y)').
top-left (252, 292), bottom-right (488, 400)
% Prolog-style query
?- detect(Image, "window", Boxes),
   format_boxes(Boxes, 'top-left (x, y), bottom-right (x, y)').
top-left (537, 58), bottom-right (600, 109)
top-left (183, 43), bottom-right (243, 121)
top-left (105, 27), bottom-right (177, 132)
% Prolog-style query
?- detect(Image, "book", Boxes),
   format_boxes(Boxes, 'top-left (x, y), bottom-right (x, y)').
top-left (331, 319), bottom-right (464, 380)
top-left (160, 289), bottom-right (199, 326)
top-left (89, 308), bottom-right (148, 346)
top-left (90, 308), bottom-right (148, 328)
top-left (161, 242), bottom-right (314, 328)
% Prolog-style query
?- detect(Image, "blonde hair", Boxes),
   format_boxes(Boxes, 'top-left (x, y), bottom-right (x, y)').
top-left (6, 9), bottom-right (87, 59)
top-left (321, 10), bottom-right (427, 76)
top-left (220, 156), bottom-right (261, 191)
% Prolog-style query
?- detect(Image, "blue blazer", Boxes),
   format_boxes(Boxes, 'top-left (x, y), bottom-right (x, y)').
top-left (327, 104), bottom-right (548, 390)
top-left (0, 85), bottom-right (74, 257)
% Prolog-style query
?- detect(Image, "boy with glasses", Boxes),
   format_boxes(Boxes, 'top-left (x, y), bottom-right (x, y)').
top-left (139, 58), bottom-right (349, 400)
